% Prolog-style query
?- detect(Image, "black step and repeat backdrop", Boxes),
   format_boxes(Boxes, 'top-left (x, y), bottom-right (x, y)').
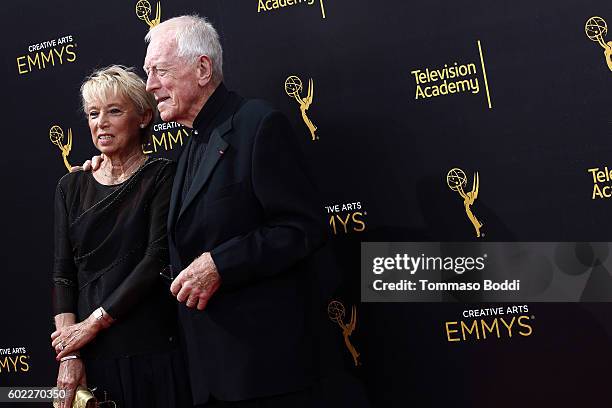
top-left (3, 0), bottom-right (612, 406)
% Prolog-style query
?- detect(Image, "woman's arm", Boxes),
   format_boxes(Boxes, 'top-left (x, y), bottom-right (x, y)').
top-left (51, 183), bottom-right (87, 408)
top-left (52, 182), bottom-right (78, 316)
top-left (52, 308), bottom-right (112, 359)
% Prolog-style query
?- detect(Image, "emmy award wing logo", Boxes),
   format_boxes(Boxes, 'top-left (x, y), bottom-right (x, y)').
top-left (285, 75), bottom-right (317, 141)
top-left (585, 16), bottom-right (612, 71)
top-left (328, 300), bottom-right (360, 367)
top-left (49, 125), bottom-right (72, 172)
top-left (135, 0), bottom-right (161, 29)
top-left (447, 168), bottom-right (483, 238)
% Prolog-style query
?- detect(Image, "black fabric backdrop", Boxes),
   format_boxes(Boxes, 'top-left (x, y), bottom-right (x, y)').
top-left (2, 1), bottom-right (612, 406)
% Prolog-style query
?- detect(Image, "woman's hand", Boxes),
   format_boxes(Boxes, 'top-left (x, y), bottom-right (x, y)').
top-left (51, 316), bottom-right (102, 360)
top-left (56, 358), bottom-right (86, 408)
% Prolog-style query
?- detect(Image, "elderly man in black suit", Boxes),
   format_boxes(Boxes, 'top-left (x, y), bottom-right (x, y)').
top-left (142, 15), bottom-right (326, 407)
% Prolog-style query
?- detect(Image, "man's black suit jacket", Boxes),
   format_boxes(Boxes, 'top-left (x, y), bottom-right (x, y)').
top-left (167, 87), bottom-right (326, 404)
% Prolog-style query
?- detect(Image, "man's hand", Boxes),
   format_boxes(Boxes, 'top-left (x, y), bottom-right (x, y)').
top-left (171, 252), bottom-right (221, 310)
top-left (605, 42), bottom-right (612, 71)
top-left (70, 154), bottom-right (105, 172)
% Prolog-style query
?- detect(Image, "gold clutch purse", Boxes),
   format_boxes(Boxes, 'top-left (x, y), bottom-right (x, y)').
top-left (53, 385), bottom-right (97, 408)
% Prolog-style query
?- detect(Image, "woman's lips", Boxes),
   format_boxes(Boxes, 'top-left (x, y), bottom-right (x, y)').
top-left (98, 135), bottom-right (114, 145)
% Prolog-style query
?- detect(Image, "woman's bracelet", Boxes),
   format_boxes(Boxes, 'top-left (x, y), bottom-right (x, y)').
top-left (92, 306), bottom-right (114, 329)
top-left (59, 355), bottom-right (80, 363)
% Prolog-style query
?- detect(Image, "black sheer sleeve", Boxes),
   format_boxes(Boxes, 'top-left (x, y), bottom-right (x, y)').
top-left (52, 180), bottom-right (78, 315)
top-left (100, 163), bottom-right (174, 320)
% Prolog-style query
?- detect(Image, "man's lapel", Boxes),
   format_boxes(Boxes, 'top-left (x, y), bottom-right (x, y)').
top-left (178, 119), bottom-right (232, 221)
top-left (168, 135), bottom-right (192, 234)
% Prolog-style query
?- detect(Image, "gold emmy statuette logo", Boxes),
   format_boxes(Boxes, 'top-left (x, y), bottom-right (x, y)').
top-left (447, 168), bottom-right (483, 238)
top-left (135, 0), bottom-right (161, 29)
top-left (49, 125), bottom-right (73, 172)
top-left (285, 75), bottom-right (317, 141)
top-left (585, 16), bottom-right (612, 71)
top-left (328, 300), bottom-right (360, 367)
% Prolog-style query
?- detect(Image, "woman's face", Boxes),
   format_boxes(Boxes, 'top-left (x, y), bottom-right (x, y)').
top-left (86, 93), bottom-right (147, 157)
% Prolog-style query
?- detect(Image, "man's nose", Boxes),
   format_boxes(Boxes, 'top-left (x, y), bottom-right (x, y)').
top-left (146, 73), bottom-right (160, 92)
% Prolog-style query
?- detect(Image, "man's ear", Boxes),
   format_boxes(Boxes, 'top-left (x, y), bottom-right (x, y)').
top-left (197, 55), bottom-right (213, 86)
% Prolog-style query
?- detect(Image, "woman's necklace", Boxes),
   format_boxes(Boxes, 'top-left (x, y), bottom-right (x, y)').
top-left (100, 153), bottom-right (148, 185)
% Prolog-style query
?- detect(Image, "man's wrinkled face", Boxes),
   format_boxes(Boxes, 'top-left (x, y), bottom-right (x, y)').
top-left (144, 31), bottom-right (200, 125)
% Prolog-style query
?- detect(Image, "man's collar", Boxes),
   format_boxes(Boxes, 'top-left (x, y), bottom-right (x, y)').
top-left (191, 82), bottom-right (229, 131)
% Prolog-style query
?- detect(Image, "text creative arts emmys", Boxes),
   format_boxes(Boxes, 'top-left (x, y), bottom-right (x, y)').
top-left (16, 36), bottom-right (77, 75)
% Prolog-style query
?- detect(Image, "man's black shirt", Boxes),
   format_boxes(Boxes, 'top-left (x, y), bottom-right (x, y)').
top-left (181, 83), bottom-right (230, 203)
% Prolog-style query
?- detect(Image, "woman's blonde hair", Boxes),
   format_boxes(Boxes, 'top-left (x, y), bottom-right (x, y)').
top-left (81, 65), bottom-right (157, 143)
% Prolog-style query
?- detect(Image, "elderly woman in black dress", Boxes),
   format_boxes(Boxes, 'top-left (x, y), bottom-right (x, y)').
top-left (50, 65), bottom-right (190, 407)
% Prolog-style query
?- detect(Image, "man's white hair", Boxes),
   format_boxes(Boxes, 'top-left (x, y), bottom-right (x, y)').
top-left (145, 15), bottom-right (223, 83)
